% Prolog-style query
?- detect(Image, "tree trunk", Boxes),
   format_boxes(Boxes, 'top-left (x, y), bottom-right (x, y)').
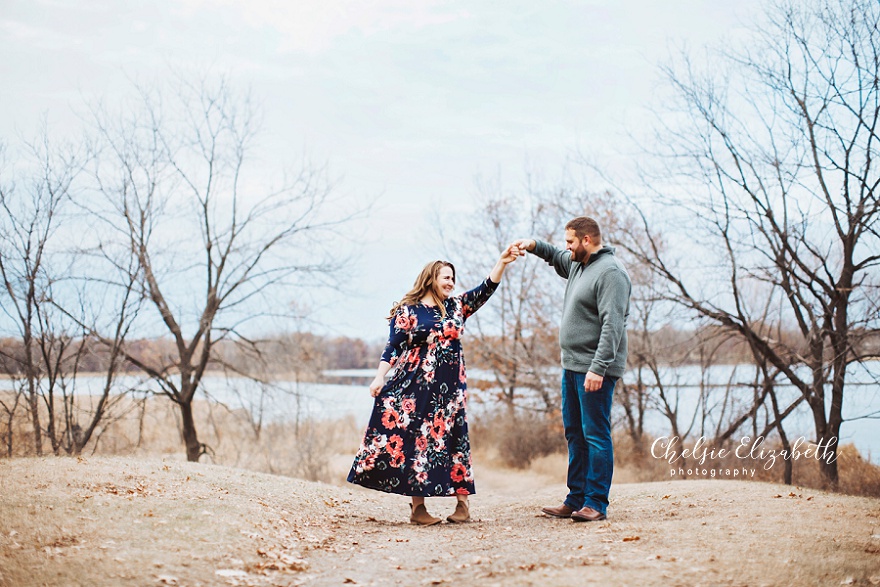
top-left (26, 382), bottom-right (42, 456)
top-left (817, 431), bottom-right (839, 487)
top-left (179, 400), bottom-right (202, 462)
top-left (767, 383), bottom-right (792, 484)
top-left (777, 424), bottom-right (793, 486)
top-left (3, 413), bottom-right (13, 457)
top-left (818, 415), bottom-right (840, 487)
top-left (46, 386), bottom-right (60, 456)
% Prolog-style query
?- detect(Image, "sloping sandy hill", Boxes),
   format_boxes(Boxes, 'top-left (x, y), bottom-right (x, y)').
top-left (1, 456), bottom-right (878, 587)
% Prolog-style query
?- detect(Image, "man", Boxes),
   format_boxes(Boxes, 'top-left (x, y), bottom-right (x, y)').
top-left (512, 216), bottom-right (631, 522)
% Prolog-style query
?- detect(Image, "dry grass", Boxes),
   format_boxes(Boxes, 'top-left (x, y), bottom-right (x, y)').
top-left (0, 394), bottom-right (364, 484)
top-left (472, 409), bottom-right (880, 498)
top-left (4, 392), bottom-right (880, 499)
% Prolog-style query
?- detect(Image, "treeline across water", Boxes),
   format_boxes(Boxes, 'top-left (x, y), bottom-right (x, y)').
top-left (0, 334), bottom-right (383, 379)
top-left (8, 323), bottom-right (873, 378)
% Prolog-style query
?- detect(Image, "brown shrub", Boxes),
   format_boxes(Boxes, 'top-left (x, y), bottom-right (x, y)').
top-left (611, 432), bottom-right (671, 483)
top-left (471, 409), bottom-right (566, 469)
top-left (789, 443), bottom-right (880, 498)
top-left (610, 432), bottom-right (880, 497)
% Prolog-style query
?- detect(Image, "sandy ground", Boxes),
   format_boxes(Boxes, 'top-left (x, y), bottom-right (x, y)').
top-left (1, 456), bottom-right (879, 587)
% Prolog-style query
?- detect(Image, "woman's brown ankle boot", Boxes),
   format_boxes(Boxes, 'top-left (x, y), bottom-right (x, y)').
top-left (410, 503), bottom-right (441, 526)
top-left (446, 500), bottom-right (470, 523)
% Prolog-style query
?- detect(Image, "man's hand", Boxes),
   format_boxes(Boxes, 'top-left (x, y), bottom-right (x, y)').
top-left (584, 371), bottom-right (604, 392)
top-left (510, 238), bottom-right (534, 254)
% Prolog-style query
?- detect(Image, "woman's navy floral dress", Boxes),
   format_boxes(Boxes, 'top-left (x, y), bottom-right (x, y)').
top-left (347, 278), bottom-right (498, 497)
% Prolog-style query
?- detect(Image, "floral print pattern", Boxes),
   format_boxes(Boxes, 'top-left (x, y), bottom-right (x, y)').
top-left (347, 278), bottom-right (498, 496)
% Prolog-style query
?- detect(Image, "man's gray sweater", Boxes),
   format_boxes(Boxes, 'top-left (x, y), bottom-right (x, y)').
top-left (531, 240), bottom-right (631, 378)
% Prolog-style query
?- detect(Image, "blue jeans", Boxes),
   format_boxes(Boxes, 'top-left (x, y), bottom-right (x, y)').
top-left (561, 369), bottom-right (616, 516)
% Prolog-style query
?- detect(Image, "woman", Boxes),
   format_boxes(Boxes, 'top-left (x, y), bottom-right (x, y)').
top-left (347, 247), bottom-right (518, 525)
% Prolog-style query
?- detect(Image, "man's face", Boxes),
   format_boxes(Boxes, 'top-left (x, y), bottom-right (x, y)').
top-left (565, 228), bottom-right (590, 263)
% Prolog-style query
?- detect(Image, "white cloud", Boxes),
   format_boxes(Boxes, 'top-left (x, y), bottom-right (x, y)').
top-left (0, 18), bottom-right (82, 49)
top-left (175, 0), bottom-right (471, 53)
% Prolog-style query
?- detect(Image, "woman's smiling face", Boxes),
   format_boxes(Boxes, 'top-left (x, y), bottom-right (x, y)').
top-left (435, 266), bottom-right (456, 299)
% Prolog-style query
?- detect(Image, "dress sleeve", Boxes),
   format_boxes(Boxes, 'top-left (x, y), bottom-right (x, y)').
top-left (380, 306), bottom-right (415, 366)
top-left (458, 277), bottom-right (499, 320)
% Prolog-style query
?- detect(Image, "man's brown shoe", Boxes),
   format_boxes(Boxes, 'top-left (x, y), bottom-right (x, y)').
top-left (571, 506), bottom-right (606, 522)
top-left (410, 503), bottom-right (441, 526)
top-left (541, 504), bottom-right (575, 518)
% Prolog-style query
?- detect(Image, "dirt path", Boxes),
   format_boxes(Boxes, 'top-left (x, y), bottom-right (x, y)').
top-left (1, 457), bottom-right (878, 586)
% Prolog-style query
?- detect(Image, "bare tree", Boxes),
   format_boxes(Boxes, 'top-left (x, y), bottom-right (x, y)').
top-left (621, 0), bottom-right (880, 485)
top-left (0, 127), bottom-right (140, 458)
top-left (57, 254), bottom-right (146, 455)
top-left (443, 174), bottom-right (566, 414)
top-left (84, 72), bottom-right (356, 462)
top-left (0, 130), bottom-right (83, 456)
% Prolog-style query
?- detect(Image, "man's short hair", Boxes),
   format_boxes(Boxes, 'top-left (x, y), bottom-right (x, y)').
top-left (565, 216), bottom-right (602, 243)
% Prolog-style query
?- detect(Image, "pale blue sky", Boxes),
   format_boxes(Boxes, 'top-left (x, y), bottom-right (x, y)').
top-left (1, 0), bottom-right (761, 339)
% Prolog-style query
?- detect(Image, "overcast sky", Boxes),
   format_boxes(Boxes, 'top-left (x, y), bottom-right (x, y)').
top-left (1, 0), bottom-right (762, 340)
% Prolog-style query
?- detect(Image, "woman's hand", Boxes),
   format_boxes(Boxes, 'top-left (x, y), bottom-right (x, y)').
top-left (369, 375), bottom-right (384, 397)
top-left (500, 244), bottom-right (520, 265)
top-left (489, 245), bottom-right (518, 282)
top-left (369, 361), bottom-right (393, 397)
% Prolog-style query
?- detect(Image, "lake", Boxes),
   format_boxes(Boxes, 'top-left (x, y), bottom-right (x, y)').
top-left (2, 363), bottom-right (877, 463)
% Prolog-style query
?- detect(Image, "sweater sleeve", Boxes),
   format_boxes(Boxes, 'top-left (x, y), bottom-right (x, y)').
top-left (530, 239), bottom-right (572, 279)
top-left (589, 266), bottom-right (631, 377)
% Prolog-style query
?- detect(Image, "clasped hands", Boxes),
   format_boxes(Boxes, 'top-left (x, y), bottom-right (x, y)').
top-left (501, 239), bottom-right (531, 264)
